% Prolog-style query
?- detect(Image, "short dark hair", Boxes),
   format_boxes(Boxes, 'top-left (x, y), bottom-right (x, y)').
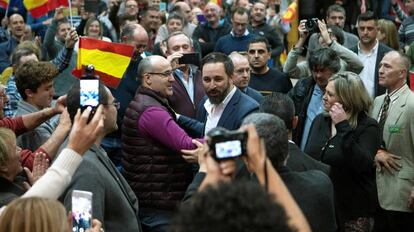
top-left (248, 36), bottom-right (271, 52)
top-left (326, 4), bottom-right (346, 18)
top-left (308, 47), bottom-right (341, 73)
top-left (232, 7), bottom-right (249, 19)
top-left (66, 81), bottom-right (109, 122)
top-left (242, 113), bottom-right (289, 167)
top-left (15, 61), bottom-right (58, 100)
top-left (56, 17), bottom-right (69, 28)
top-left (202, 52), bottom-right (234, 78)
top-left (167, 12), bottom-right (185, 25)
top-left (260, 93), bottom-right (295, 130)
top-left (170, 181), bottom-right (293, 232)
top-left (357, 11), bottom-right (377, 24)
top-left (139, 6), bottom-right (159, 18)
top-left (119, 14), bottom-right (138, 28)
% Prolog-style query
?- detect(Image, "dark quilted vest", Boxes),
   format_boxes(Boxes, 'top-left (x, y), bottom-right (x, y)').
top-left (121, 86), bottom-right (193, 210)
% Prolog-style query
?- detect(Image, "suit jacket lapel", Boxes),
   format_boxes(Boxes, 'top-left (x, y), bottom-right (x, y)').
top-left (217, 89), bottom-right (240, 127)
top-left (384, 87), bottom-right (409, 144)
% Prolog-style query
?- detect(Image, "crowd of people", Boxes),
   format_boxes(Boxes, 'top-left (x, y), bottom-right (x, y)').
top-left (0, 0), bottom-right (414, 232)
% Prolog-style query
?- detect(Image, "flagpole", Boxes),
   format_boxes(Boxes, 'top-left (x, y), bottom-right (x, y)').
top-left (4, 1), bottom-right (9, 19)
top-left (68, 0), bottom-right (73, 28)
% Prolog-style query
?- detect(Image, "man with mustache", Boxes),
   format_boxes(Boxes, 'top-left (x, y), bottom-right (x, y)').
top-left (349, 11), bottom-right (392, 98)
top-left (177, 52), bottom-right (259, 137)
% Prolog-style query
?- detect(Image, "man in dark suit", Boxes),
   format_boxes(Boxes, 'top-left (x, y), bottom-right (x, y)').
top-left (349, 11), bottom-right (393, 98)
top-left (241, 113), bottom-right (337, 232)
top-left (178, 52), bottom-right (259, 137)
top-left (259, 92), bottom-right (330, 175)
top-left (165, 31), bottom-right (205, 118)
top-left (61, 82), bottom-right (142, 232)
top-left (229, 51), bottom-right (263, 103)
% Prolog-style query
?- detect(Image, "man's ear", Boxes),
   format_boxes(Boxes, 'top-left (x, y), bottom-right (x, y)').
top-left (291, 115), bottom-right (298, 130)
top-left (143, 73), bottom-right (152, 86)
top-left (25, 89), bottom-right (35, 98)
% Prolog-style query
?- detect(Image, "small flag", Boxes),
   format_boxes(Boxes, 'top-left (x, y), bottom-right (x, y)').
top-left (72, 37), bottom-right (135, 89)
top-left (0, 0), bottom-right (9, 9)
top-left (24, 0), bottom-right (69, 18)
top-left (209, 0), bottom-right (221, 7)
top-left (282, 1), bottom-right (297, 23)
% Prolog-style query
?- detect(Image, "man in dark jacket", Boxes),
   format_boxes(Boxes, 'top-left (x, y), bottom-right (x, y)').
top-left (165, 32), bottom-right (205, 118)
top-left (122, 55), bottom-right (199, 232)
top-left (288, 47), bottom-right (341, 150)
top-left (192, 2), bottom-right (232, 56)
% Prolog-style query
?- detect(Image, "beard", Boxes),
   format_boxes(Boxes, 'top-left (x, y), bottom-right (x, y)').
top-left (207, 85), bottom-right (230, 105)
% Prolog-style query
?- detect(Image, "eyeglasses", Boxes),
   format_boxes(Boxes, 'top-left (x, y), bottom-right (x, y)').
top-left (126, 4), bottom-right (138, 8)
top-left (104, 100), bottom-right (121, 110)
top-left (147, 70), bottom-right (174, 78)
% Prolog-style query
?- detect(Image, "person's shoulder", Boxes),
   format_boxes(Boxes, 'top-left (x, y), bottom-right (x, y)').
top-left (292, 169), bottom-right (332, 187)
top-left (378, 42), bottom-right (393, 52)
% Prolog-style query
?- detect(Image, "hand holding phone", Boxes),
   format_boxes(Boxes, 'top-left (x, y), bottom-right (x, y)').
top-left (178, 52), bottom-right (201, 67)
top-left (72, 190), bottom-right (93, 232)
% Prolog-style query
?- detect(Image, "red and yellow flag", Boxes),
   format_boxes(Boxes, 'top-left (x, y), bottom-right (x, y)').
top-left (72, 37), bottom-right (135, 89)
top-left (282, 1), bottom-right (297, 23)
top-left (24, 0), bottom-right (69, 18)
top-left (209, 0), bottom-right (221, 7)
top-left (0, 0), bottom-right (9, 9)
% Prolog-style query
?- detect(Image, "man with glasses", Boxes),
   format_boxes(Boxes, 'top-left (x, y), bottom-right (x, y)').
top-left (229, 51), bottom-right (263, 103)
top-left (62, 81), bottom-right (142, 232)
top-left (122, 55), bottom-right (200, 232)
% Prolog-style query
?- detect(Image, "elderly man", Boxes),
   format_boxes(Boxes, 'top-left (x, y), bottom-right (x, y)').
top-left (371, 51), bottom-right (414, 231)
top-left (192, 2), bottom-right (231, 56)
top-left (228, 52), bottom-right (262, 103)
top-left (165, 32), bottom-right (205, 118)
top-left (122, 55), bottom-right (199, 232)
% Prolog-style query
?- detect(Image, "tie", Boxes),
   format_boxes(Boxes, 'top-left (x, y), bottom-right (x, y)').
top-left (379, 95), bottom-right (390, 135)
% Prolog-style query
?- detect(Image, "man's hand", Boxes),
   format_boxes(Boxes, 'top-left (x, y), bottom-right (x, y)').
top-left (181, 139), bottom-right (204, 163)
top-left (166, 52), bottom-right (185, 70)
top-left (375, 149), bottom-right (402, 173)
top-left (408, 187), bottom-right (414, 210)
top-left (42, 18), bottom-right (53, 26)
top-left (318, 20), bottom-right (332, 45)
top-left (65, 28), bottom-right (79, 49)
top-left (53, 95), bottom-right (67, 114)
top-left (86, 219), bottom-right (103, 232)
top-left (57, 108), bottom-right (72, 132)
top-left (199, 153), bottom-right (237, 191)
top-left (54, 7), bottom-right (65, 20)
top-left (298, 19), bottom-right (309, 39)
top-left (23, 152), bottom-right (49, 189)
top-left (242, 124), bottom-right (267, 175)
top-left (67, 106), bottom-right (104, 155)
top-left (329, 103), bottom-right (347, 124)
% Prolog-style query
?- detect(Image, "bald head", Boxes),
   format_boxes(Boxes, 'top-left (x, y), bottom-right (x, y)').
top-left (229, 52), bottom-right (248, 63)
top-left (121, 23), bottom-right (149, 55)
top-left (137, 55), bottom-right (168, 81)
top-left (229, 52), bottom-right (251, 90)
top-left (175, 1), bottom-right (192, 22)
top-left (9, 14), bottom-right (25, 39)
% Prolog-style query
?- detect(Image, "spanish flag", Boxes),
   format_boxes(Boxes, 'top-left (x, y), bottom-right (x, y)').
top-left (72, 37), bottom-right (135, 89)
top-left (282, 0), bottom-right (297, 23)
top-left (24, 0), bottom-right (49, 18)
top-left (24, 0), bottom-right (69, 18)
top-left (0, 0), bottom-right (9, 9)
top-left (210, 0), bottom-right (221, 7)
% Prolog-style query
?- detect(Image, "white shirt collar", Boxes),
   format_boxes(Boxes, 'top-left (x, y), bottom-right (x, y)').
top-left (204, 86), bottom-right (237, 114)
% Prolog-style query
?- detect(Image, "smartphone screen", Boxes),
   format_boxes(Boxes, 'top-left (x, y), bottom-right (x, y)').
top-left (159, 2), bottom-right (167, 11)
top-left (72, 190), bottom-right (93, 232)
top-left (80, 79), bottom-right (99, 108)
top-left (215, 140), bottom-right (242, 159)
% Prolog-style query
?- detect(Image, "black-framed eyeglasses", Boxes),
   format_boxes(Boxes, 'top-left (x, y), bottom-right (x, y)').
top-left (147, 70), bottom-right (174, 78)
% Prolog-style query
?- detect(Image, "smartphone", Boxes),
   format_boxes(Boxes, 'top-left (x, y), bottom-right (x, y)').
top-left (209, 129), bottom-right (248, 161)
top-left (196, 14), bottom-right (207, 24)
top-left (72, 190), bottom-right (93, 232)
top-left (178, 52), bottom-right (201, 67)
top-left (80, 79), bottom-right (99, 109)
top-left (159, 2), bottom-right (167, 11)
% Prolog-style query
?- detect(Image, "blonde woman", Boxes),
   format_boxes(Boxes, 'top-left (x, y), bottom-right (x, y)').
top-left (304, 72), bottom-right (381, 231)
top-left (377, 19), bottom-right (399, 51)
top-left (0, 197), bottom-right (102, 232)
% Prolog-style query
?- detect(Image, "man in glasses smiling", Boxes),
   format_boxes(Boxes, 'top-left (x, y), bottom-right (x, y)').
top-left (122, 55), bottom-right (201, 231)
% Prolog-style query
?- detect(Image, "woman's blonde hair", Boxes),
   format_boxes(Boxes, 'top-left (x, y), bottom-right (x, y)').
top-left (84, 17), bottom-right (103, 38)
top-left (378, 19), bottom-right (399, 51)
top-left (0, 128), bottom-right (16, 166)
top-left (0, 197), bottom-right (68, 232)
top-left (329, 72), bottom-right (373, 129)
